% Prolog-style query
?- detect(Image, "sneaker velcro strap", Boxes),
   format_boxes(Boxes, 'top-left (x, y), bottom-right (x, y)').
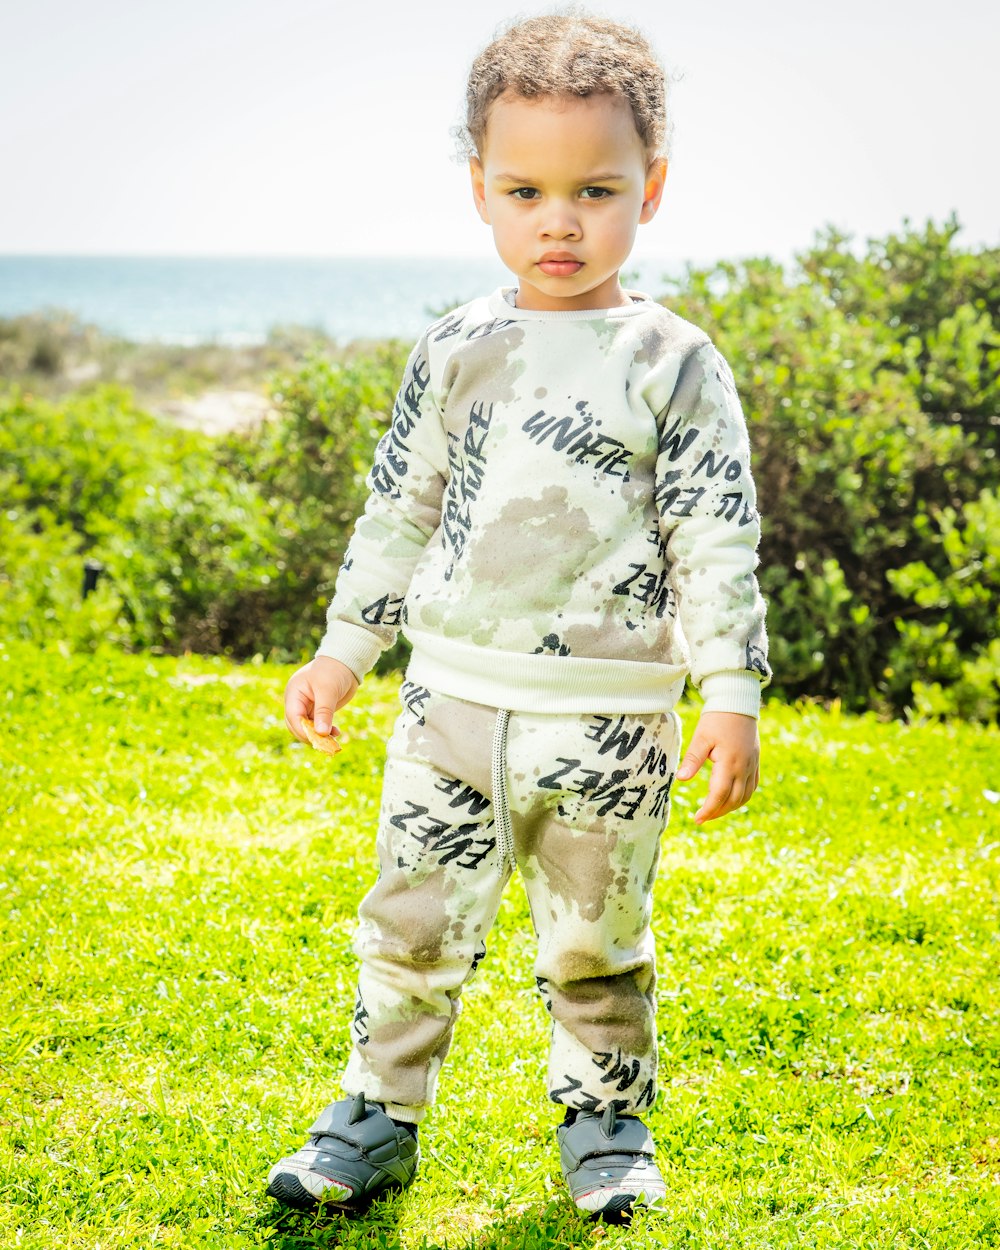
top-left (308, 1098), bottom-right (399, 1155)
top-left (562, 1115), bottom-right (655, 1170)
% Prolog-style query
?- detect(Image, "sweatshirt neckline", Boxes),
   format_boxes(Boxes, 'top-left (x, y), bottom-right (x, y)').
top-left (488, 286), bottom-right (654, 322)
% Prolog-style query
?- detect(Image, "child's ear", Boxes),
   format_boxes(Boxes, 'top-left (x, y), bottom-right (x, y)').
top-left (639, 158), bottom-right (668, 225)
top-left (469, 159), bottom-right (491, 225)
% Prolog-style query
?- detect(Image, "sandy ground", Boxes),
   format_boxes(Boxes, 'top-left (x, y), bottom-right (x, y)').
top-left (153, 389), bottom-right (274, 434)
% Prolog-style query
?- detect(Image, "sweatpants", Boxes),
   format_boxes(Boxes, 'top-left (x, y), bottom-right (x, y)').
top-left (342, 680), bottom-right (681, 1124)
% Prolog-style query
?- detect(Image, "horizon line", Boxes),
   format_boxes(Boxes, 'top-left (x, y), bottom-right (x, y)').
top-left (0, 249), bottom-right (697, 263)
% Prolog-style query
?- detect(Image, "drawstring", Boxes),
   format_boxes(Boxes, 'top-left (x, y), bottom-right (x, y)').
top-left (491, 709), bottom-right (514, 874)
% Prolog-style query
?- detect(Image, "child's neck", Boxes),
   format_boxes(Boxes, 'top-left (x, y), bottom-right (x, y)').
top-left (513, 282), bottom-right (632, 312)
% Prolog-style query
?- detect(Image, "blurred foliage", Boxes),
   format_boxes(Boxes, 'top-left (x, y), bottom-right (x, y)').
top-left (0, 509), bottom-right (129, 651)
top-left (0, 309), bottom-right (342, 405)
top-left (0, 348), bottom-right (408, 664)
top-left (661, 214), bottom-right (999, 719)
top-left (2, 217), bottom-right (997, 718)
top-left (0, 386), bottom-right (280, 653)
top-left (217, 342), bottom-right (410, 663)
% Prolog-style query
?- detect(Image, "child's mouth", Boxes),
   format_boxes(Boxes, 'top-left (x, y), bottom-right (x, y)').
top-left (538, 257), bottom-right (583, 276)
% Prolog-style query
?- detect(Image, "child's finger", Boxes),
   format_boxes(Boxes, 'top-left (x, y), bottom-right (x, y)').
top-left (734, 771), bottom-right (755, 810)
top-left (284, 714), bottom-right (311, 743)
top-left (694, 771), bottom-right (744, 824)
top-left (676, 737), bottom-right (709, 782)
top-left (284, 674), bottom-right (312, 715)
top-left (283, 684), bottom-right (310, 738)
top-left (703, 761), bottom-right (760, 821)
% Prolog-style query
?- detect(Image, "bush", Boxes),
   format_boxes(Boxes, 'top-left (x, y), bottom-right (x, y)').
top-left (3, 219), bottom-right (997, 718)
top-left (99, 471), bottom-right (282, 653)
top-left (0, 385), bottom-right (198, 536)
top-left (218, 343), bottom-right (410, 662)
top-left (0, 349), bottom-right (410, 663)
top-left (886, 488), bottom-right (1000, 720)
top-left (662, 216), bottom-right (999, 718)
top-left (0, 386), bottom-right (280, 654)
top-left (0, 507), bottom-right (129, 651)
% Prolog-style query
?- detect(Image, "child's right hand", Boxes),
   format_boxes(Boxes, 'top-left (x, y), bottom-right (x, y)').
top-left (283, 656), bottom-right (360, 746)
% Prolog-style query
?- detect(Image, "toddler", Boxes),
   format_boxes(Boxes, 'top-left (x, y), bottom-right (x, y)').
top-left (267, 11), bottom-right (769, 1222)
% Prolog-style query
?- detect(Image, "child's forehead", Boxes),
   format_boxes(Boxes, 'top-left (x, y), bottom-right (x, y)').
top-left (481, 91), bottom-right (646, 163)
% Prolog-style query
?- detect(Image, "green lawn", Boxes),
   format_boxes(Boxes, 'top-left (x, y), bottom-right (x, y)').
top-left (2, 641), bottom-right (998, 1249)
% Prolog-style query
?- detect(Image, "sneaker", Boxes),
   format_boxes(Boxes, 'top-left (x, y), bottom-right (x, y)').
top-left (266, 1092), bottom-right (419, 1211)
top-left (557, 1104), bottom-right (666, 1221)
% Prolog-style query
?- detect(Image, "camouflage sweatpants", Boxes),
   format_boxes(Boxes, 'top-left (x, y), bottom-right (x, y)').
top-left (342, 681), bottom-right (681, 1123)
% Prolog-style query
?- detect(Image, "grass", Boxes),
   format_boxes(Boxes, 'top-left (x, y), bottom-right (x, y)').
top-left (2, 639), bottom-right (998, 1248)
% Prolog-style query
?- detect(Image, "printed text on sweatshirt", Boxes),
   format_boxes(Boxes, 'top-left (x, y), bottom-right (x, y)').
top-left (317, 288), bottom-right (770, 717)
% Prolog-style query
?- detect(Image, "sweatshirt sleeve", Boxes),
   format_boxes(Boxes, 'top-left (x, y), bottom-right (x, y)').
top-left (316, 334), bottom-right (448, 680)
top-left (654, 340), bottom-right (771, 716)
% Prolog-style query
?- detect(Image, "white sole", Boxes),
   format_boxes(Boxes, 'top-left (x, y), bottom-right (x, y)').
top-left (267, 1162), bottom-right (354, 1203)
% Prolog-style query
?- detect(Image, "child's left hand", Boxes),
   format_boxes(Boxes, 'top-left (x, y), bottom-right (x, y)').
top-left (676, 711), bottom-right (760, 824)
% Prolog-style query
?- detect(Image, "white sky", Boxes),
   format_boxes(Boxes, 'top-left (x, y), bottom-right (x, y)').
top-left (2, 0), bottom-right (997, 267)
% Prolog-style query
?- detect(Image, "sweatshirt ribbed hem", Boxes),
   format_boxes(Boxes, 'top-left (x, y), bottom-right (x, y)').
top-left (405, 630), bottom-right (686, 714)
top-left (699, 671), bottom-right (763, 718)
top-left (316, 623), bottom-right (764, 718)
top-left (316, 621), bottom-right (384, 683)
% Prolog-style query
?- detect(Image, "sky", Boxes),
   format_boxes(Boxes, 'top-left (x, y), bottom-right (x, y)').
top-left (2, 0), bottom-right (997, 268)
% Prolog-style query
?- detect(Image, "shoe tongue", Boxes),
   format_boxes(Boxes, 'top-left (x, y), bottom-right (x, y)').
top-left (601, 1104), bottom-right (618, 1137)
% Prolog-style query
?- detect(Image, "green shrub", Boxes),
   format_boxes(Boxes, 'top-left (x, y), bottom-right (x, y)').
top-left (0, 384), bottom-right (203, 540)
top-left (886, 488), bottom-right (1000, 719)
top-left (0, 506), bottom-right (129, 650)
top-left (663, 217), bottom-right (999, 718)
top-left (798, 214), bottom-right (1000, 434)
top-left (219, 343), bottom-right (410, 662)
top-left (0, 386), bottom-right (280, 654)
top-left (99, 471), bottom-right (281, 653)
top-left (3, 220), bottom-right (997, 718)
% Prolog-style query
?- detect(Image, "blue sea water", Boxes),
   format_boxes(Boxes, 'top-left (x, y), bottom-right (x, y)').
top-left (0, 254), bottom-right (683, 346)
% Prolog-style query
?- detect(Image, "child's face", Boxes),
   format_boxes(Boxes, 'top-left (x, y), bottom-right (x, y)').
top-left (469, 92), bottom-right (667, 312)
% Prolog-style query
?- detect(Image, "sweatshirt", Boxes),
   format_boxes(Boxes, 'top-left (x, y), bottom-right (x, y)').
top-left (317, 287), bottom-right (770, 717)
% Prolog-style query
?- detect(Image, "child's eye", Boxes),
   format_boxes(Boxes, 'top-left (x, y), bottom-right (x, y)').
top-left (509, 187), bottom-right (539, 201)
top-left (580, 186), bottom-right (613, 200)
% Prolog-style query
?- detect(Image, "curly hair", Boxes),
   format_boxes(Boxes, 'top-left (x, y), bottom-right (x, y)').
top-left (458, 10), bottom-right (668, 165)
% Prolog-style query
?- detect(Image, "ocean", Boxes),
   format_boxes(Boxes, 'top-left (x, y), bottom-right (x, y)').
top-left (0, 254), bottom-right (684, 346)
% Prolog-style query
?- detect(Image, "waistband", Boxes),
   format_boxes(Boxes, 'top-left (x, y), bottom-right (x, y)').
top-left (404, 629), bottom-right (686, 714)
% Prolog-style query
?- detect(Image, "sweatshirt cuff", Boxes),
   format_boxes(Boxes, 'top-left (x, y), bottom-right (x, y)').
top-left (315, 621), bottom-right (385, 683)
top-left (698, 671), bottom-right (763, 718)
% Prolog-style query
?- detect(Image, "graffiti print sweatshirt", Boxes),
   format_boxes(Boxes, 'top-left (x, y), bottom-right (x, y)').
top-left (317, 288), bottom-right (770, 717)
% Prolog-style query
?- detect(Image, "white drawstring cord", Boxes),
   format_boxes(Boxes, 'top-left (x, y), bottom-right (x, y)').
top-left (491, 709), bottom-right (514, 874)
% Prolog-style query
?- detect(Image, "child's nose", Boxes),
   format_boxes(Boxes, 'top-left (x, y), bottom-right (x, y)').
top-left (539, 201), bottom-right (581, 240)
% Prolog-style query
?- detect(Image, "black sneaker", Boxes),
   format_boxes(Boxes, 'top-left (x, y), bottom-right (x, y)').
top-left (267, 1092), bottom-right (419, 1211)
top-left (557, 1104), bottom-right (666, 1220)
